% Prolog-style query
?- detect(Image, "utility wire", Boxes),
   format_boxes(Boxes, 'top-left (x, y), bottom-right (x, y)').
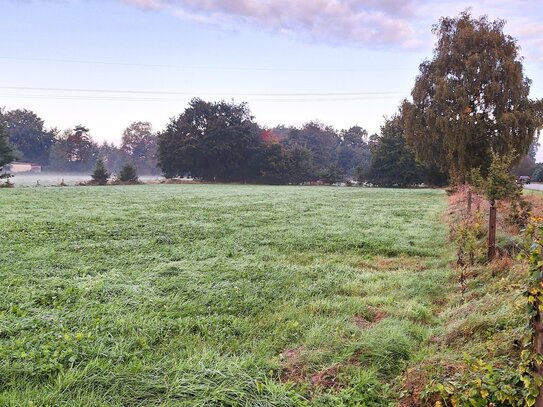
top-left (0, 86), bottom-right (406, 97)
top-left (0, 93), bottom-right (403, 102)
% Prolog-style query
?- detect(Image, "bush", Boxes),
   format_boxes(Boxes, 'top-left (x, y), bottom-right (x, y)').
top-left (320, 165), bottom-right (344, 185)
top-left (117, 163), bottom-right (139, 183)
top-left (91, 159), bottom-right (110, 185)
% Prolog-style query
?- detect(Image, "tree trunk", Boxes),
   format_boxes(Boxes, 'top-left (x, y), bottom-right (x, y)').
top-left (536, 247), bottom-right (543, 407)
top-left (487, 200), bottom-right (496, 261)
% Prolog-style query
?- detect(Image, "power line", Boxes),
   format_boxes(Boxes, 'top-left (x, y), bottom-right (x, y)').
top-left (0, 93), bottom-right (403, 103)
top-left (0, 86), bottom-right (406, 97)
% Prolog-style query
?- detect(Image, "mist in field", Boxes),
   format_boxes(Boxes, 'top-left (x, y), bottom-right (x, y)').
top-left (9, 173), bottom-right (164, 187)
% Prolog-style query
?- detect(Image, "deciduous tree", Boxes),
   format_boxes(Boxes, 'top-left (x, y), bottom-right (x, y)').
top-left (49, 125), bottom-right (97, 172)
top-left (367, 116), bottom-right (424, 187)
top-left (337, 126), bottom-right (371, 176)
top-left (157, 98), bottom-right (261, 182)
top-left (285, 122), bottom-right (340, 172)
top-left (121, 121), bottom-right (158, 174)
top-left (0, 121), bottom-right (15, 169)
top-left (1, 109), bottom-right (55, 165)
top-left (402, 11), bottom-right (541, 184)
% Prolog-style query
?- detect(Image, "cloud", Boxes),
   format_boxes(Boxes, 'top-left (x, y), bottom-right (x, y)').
top-left (121, 0), bottom-right (421, 49)
top-left (121, 0), bottom-right (543, 60)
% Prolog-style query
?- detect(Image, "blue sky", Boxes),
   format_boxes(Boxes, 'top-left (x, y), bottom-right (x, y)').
top-left (1, 0), bottom-right (543, 160)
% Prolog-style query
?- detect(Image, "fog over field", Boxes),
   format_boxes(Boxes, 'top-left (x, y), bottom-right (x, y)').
top-left (8, 173), bottom-right (164, 187)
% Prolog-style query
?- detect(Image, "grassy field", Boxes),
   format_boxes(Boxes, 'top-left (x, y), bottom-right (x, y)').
top-left (0, 185), bottom-right (450, 406)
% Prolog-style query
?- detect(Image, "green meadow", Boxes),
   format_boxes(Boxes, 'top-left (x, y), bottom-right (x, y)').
top-left (0, 185), bottom-right (451, 406)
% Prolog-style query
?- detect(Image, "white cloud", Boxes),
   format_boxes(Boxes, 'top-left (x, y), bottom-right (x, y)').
top-left (121, 0), bottom-right (420, 49)
top-left (121, 0), bottom-right (543, 61)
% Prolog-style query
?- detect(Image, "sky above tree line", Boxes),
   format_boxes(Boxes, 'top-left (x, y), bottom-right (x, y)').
top-left (2, 0), bottom-right (543, 160)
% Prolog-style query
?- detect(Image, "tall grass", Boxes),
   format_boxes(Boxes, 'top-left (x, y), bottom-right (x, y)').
top-left (0, 185), bottom-right (450, 405)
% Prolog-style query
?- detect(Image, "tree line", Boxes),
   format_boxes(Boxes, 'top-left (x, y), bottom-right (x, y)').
top-left (1, 11), bottom-right (542, 186)
top-left (0, 101), bottom-right (451, 186)
top-left (0, 110), bottom-right (159, 175)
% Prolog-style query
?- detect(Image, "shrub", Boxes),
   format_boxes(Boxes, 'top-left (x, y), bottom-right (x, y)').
top-left (91, 159), bottom-right (110, 185)
top-left (320, 165), bottom-right (344, 185)
top-left (117, 163), bottom-right (139, 183)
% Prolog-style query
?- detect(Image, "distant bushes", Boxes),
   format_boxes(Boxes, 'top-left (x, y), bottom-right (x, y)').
top-left (114, 163), bottom-right (140, 184)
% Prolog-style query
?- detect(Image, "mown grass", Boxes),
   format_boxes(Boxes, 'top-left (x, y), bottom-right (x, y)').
top-left (0, 185), bottom-right (450, 406)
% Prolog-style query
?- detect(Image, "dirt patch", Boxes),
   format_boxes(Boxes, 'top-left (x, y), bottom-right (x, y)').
top-left (280, 347), bottom-right (364, 392)
top-left (490, 255), bottom-right (513, 276)
top-left (526, 194), bottom-right (543, 219)
top-left (310, 365), bottom-right (343, 391)
top-left (353, 307), bottom-right (387, 329)
top-left (356, 257), bottom-right (429, 272)
top-left (399, 361), bottom-right (462, 407)
top-left (279, 347), bottom-right (306, 383)
top-left (309, 351), bottom-right (363, 392)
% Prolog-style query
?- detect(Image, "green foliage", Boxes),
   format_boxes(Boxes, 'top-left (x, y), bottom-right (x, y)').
top-left (91, 158), bottom-right (110, 185)
top-left (0, 185), bottom-right (449, 405)
top-left (284, 121), bottom-right (340, 173)
top-left (506, 188), bottom-right (533, 228)
top-left (454, 210), bottom-right (487, 267)
top-left (470, 152), bottom-right (518, 202)
top-left (158, 108), bottom-right (372, 184)
top-left (427, 356), bottom-right (530, 406)
top-left (121, 121), bottom-right (158, 174)
top-left (403, 11), bottom-right (541, 183)
top-left (320, 164), bottom-right (345, 185)
top-left (0, 121), bottom-right (15, 169)
top-left (367, 116), bottom-right (424, 187)
top-left (157, 98), bottom-right (262, 181)
top-left (48, 125), bottom-right (98, 172)
top-left (425, 207), bottom-right (543, 407)
top-left (518, 219), bottom-right (543, 406)
top-left (353, 164), bottom-right (366, 183)
top-left (259, 143), bottom-right (314, 185)
top-left (117, 163), bottom-right (139, 183)
top-left (336, 126), bottom-right (372, 177)
top-left (485, 153), bottom-right (519, 202)
top-left (0, 108), bottom-right (55, 165)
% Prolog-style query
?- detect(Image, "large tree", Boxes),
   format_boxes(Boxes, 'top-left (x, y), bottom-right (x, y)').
top-left (284, 122), bottom-right (340, 172)
top-left (121, 121), bottom-right (158, 174)
top-left (337, 126), bottom-right (372, 176)
top-left (1, 109), bottom-right (55, 165)
top-left (259, 140), bottom-right (314, 185)
top-left (367, 116), bottom-right (424, 187)
top-left (157, 98), bottom-right (262, 181)
top-left (0, 121), bottom-right (15, 169)
top-left (97, 141), bottom-right (124, 173)
top-left (49, 125), bottom-right (97, 172)
top-left (402, 11), bottom-right (541, 183)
